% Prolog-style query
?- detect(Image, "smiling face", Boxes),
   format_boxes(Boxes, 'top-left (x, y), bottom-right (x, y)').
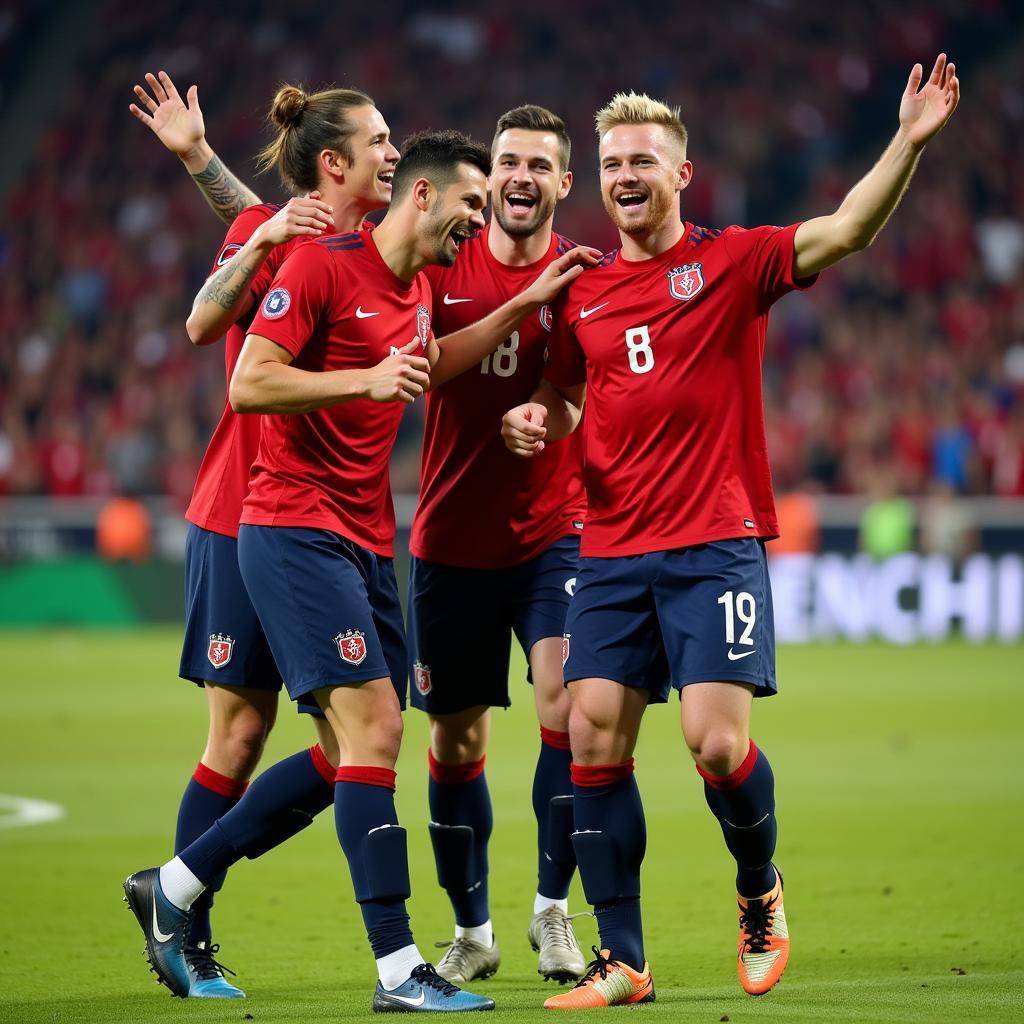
top-left (423, 162), bottom-right (489, 266)
top-left (599, 123), bottom-right (691, 236)
top-left (490, 128), bottom-right (572, 239)
top-left (338, 105), bottom-right (400, 211)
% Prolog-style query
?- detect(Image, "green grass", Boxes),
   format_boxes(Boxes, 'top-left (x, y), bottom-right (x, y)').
top-left (1, 629), bottom-right (1022, 1022)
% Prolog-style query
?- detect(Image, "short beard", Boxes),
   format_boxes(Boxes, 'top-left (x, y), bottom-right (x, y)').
top-left (602, 186), bottom-right (674, 236)
top-left (493, 193), bottom-right (555, 239)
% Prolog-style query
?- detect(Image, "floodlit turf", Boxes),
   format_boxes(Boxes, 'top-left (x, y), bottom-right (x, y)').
top-left (1, 629), bottom-right (1022, 1022)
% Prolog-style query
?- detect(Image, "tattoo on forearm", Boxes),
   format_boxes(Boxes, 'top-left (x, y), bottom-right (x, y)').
top-left (191, 154), bottom-right (261, 225)
top-left (197, 254), bottom-right (261, 312)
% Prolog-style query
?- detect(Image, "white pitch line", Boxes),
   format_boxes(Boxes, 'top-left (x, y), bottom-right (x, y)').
top-left (0, 794), bottom-right (65, 830)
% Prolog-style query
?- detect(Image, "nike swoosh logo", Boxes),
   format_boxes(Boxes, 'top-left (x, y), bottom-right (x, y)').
top-left (152, 894), bottom-right (175, 943)
top-left (355, 307), bottom-right (380, 318)
top-left (443, 294), bottom-right (472, 305)
top-left (727, 647), bottom-right (757, 661)
top-left (387, 992), bottom-right (426, 1007)
top-left (579, 302), bottom-right (609, 319)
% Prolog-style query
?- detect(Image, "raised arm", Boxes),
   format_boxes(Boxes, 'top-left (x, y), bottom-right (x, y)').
top-left (501, 380), bottom-right (586, 458)
top-left (793, 54), bottom-right (960, 278)
top-left (230, 336), bottom-right (430, 414)
top-left (428, 246), bottom-right (600, 388)
top-left (130, 70), bottom-right (261, 224)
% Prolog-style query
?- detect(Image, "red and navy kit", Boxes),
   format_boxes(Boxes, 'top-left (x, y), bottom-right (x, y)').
top-left (239, 229), bottom-right (431, 702)
top-left (548, 222), bottom-right (816, 694)
top-left (242, 228), bottom-right (432, 556)
top-left (546, 222), bottom-right (816, 559)
top-left (412, 224), bottom-right (586, 569)
top-left (407, 225), bottom-right (584, 713)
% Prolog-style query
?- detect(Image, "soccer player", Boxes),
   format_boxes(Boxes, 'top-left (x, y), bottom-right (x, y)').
top-left (410, 106), bottom-right (592, 985)
top-left (124, 128), bottom-right (592, 1011)
top-left (128, 75), bottom-right (393, 997)
top-left (502, 56), bottom-right (959, 1008)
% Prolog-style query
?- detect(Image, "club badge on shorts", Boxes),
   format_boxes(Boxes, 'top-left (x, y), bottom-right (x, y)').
top-left (335, 629), bottom-right (368, 665)
top-left (207, 633), bottom-right (234, 669)
top-left (413, 660), bottom-right (432, 695)
top-left (562, 634), bottom-right (571, 666)
top-left (667, 262), bottom-right (705, 301)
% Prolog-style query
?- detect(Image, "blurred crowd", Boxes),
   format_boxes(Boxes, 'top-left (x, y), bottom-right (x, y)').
top-left (1, 0), bottom-right (1022, 506)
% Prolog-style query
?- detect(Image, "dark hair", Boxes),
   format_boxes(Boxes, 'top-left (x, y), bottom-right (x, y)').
top-left (492, 104), bottom-right (571, 172)
top-left (256, 84), bottom-right (375, 194)
top-left (390, 129), bottom-right (491, 200)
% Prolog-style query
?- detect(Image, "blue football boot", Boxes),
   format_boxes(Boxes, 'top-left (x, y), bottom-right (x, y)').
top-left (372, 962), bottom-right (495, 1013)
top-left (186, 940), bottom-right (246, 998)
top-left (122, 868), bottom-right (192, 997)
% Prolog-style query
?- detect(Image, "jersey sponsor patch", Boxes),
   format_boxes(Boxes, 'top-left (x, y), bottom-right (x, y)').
top-left (416, 304), bottom-right (431, 349)
top-left (335, 629), bottom-right (367, 665)
top-left (261, 287), bottom-right (292, 320)
top-left (744, 518), bottom-right (756, 529)
top-left (413, 660), bottom-right (432, 695)
top-left (667, 262), bottom-right (705, 301)
top-left (216, 242), bottom-right (243, 267)
top-left (207, 633), bottom-right (234, 669)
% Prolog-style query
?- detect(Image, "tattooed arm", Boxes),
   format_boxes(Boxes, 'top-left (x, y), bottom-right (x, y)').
top-left (130, 70), bottom-right (260, 224)
top-left (186, 196), bottom-right (335, 345)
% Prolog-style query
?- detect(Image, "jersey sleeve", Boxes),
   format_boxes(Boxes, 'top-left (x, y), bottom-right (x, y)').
top-left (543, 292), bottom-right (587, 388)
top-left (721, 222), bottom-right (818, 307)
top-left (208, 204), bottom-right (276, 276)
top-left (247, 243), bottom-right (336, 359)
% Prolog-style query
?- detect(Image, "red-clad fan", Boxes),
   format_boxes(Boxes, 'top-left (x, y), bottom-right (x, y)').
top-left (504, 58), bottom-right (960, 1009)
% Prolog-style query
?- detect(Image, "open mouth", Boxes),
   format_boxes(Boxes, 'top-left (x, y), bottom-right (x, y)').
top-left (615, 190), bottom-right (647, 209)
top-left (448, 225), bottom-right (477, 246)
top-left (378, 169), bottom-right (394, 188)
top-left (504, 190), bottom-right (537, 214)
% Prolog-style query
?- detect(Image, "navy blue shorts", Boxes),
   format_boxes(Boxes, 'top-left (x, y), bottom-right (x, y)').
top-left (179, 523), bottom-right (282, 691)
top-left (562, 538), bottom-right (776, 703)
top-left (237, 525), bottom-right (407, 709)
top-left (408, 535), bottom-right (579, 715)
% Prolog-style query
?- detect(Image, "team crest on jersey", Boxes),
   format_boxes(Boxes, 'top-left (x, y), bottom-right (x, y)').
top-left (667, 263), bottom-right (705, 301)
top-left (262, 287), bottom-right (291, 320)
top-left (416, 304), bottom-right (431, 349)
top-left (215, 243), bottom-right (243, 267)
top-left (207, 633), bottom-right (234, 669)
top-left (413, 660), bottom-right (432, 695)
top-left (562, 634), bottom-right (571, 666)
top-left (335, 629), bottom-right (368, 665)
top-left (539, 304), bottom-right (552, 332)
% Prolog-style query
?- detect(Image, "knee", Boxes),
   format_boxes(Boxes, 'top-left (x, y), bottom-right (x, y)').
top-left (430, 715), bottom-right (486, 763)
top-left (361, 712), bottom-right (404, 766)
top-left (209, 708), bottom-right (275, 776)
top-left (568, 700), bottom-right (616, 764)
top-left (687, 729), bottom-right (748, 778)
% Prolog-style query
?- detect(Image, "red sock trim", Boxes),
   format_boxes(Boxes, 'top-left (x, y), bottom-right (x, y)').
top-left (427, 748), bottom-right (486, 785)
top-left (193, 761), bottom-right (248, 799)
top-left (540, 727), bottom-right (572, 751)
top-left (570, 759), bottom-right (634, 787)
top-left (335, 765), bottom-right (396, 790)
top-left (308, 745), bottom-right (336, 786)
top-left (696, 740), bottom-right (759, 791)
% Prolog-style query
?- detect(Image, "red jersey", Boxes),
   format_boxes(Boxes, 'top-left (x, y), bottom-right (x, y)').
top-left (185, 202), bottom-right (284, 537)
top-left (186, 207), bottom-right (374, 537)
top-left (241, 229), bottom-right (432, 556)
top-left (545, 221), bottom-right (816, 558)
top-left (411, 225), bottom-right (586, 568)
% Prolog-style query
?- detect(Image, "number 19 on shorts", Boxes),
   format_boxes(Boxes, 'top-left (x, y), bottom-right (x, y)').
top-left (718, 590), bottom-right (756, 646)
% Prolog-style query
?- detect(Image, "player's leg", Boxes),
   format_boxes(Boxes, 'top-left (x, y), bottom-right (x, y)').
top-left (408, 556), bottom-right (508, 982)
top-left (544, 555), bottom-right (664, 1010)
top-left (512, 536), bottom-right (585, 981)
top-left (663, 538), bottom-right (786, 995)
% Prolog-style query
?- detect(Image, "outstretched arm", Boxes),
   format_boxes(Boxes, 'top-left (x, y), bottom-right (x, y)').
top-left (130, 70), bottom-right (261, 224)
top-left (427, 246), bottom-right (600, 388)
top-left (501, 380), bottom-right (586, 458)
top-left (794, 54), bottom-right (960, 277)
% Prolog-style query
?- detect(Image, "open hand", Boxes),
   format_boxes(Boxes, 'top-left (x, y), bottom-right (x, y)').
top-left (129, 71), bottom-right (205, 157)
top-left (899, 54), bottom-right (960, 149)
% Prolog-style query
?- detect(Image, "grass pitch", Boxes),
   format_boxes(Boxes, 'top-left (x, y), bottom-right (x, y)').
top-left (0, 629), bottom-right (1022, 1022)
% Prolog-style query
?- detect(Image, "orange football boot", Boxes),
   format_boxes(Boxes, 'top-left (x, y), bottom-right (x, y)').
top-left (543, 947), bottom-right (654, 1009)
top-left (737, 869), bottom-right (789, 995)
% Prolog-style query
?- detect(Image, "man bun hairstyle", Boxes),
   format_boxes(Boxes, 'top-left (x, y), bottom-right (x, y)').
top-left (257, 84), bottom-right (375, 194)
top-left (595, 91), bottom-right (688, 157)
top-left (492, 104), bottom-right (571, 172)
top-left (390, 129), bottom-right (491, 200)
